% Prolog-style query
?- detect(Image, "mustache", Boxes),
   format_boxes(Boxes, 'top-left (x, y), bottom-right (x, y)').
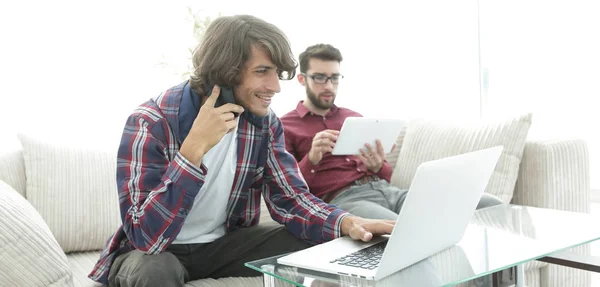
top-left (318, 92), bottom-right (335, 97)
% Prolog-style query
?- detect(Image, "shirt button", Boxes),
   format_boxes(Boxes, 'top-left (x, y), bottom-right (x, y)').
top-left (311, 169), bottom-right (315, 173)
top-left (346, 158), bottom-right (350, 162)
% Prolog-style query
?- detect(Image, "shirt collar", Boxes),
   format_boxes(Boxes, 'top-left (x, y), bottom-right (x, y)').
top-left (178, 82), bottom-right (200, 143)
top-left (295, 101), bottom-right (339, 118)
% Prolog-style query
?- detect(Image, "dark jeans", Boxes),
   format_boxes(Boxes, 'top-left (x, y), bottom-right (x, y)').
top-left (108, 222), bottom-right (311, 287)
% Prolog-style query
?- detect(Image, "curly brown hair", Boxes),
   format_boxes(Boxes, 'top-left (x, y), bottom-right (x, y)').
top-left (189, 15), bottom-right (297, 96)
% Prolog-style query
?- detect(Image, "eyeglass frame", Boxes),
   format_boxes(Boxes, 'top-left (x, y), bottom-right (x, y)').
top-left (301, 73), bottom-right (344, 84)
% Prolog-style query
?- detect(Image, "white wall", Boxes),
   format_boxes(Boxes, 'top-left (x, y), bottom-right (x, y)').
top-left (1, 0), bottom-right (596, 188)
top-left (0, 2), bottom-right (189, 149)
top-left (479, 0), bottom-right (600, 188)
top-left (0, 0), bottom-right (480, 149)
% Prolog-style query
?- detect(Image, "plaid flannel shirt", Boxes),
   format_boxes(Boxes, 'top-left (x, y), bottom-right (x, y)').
top-left (88, 81), bottom-right (349, 284)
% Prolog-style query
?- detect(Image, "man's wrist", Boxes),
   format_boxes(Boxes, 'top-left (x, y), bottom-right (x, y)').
top-left (341, 215), bottom-right (359, 236)
top-left (370, 164), bottom-right (383, 174)
top-left (180, 141), bottom-right (207, 166)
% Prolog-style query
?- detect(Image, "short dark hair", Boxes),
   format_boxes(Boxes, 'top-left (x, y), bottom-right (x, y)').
top-left (299, 44), bottom-right (343, 74)
top-left (189, 15), bottom-right (297, 95)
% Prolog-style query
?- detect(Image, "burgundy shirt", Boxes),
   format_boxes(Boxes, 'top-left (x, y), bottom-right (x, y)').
top-left (280, 101), bottom-right (393, 200)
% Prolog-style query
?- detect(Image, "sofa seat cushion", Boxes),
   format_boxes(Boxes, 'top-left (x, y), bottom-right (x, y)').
top-left (0, 180), bottom-right (74, 287)
top-left (391, 113), bottom-right (532, 203)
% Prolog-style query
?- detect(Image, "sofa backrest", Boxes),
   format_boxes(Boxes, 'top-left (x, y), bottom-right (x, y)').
top-left (0, 134), bottom-right (122, 254)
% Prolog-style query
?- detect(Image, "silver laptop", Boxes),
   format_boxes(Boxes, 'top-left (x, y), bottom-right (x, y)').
top-left (277, 146), bottom-right (503, 281)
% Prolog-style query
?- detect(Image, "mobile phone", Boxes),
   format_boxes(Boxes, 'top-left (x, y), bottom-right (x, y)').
top-left (205, 76), bottom-right (239, 117)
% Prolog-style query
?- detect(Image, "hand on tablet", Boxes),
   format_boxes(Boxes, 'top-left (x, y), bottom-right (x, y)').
top-left (357, 139), bottom-right (386, 173)
top-left (308, 130), bottom-right (340, 165)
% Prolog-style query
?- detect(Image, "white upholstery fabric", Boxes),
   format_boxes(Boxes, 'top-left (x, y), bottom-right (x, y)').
top-left (384, 125), bottom-right (407, 171)
top-left (390, 113), bottom-right (532, 203)
top-left (512, 140), bottom-right (590, 213)
top-left (0, 149), bottom-right (26, 196)
top-left (542, 263), bottom-right (591, 287)
top-left (526, 269), bottom-right (542, 287)
top-left (68, 252), bottom-right (104, 287)
top-left (18, 134), bottom-right (121, 253)
top-left (512, 140), bottom-right (591, 287)
top-left (0, 180), bottom-right (74, 287)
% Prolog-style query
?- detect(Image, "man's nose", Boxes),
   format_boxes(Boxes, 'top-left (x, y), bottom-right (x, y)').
top-left (267, 73), bottom-right (281, 93)
top-left (323, 78), bottom-right (334, 89)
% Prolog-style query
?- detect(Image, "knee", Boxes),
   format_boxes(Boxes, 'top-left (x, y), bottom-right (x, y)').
top-left (134, 254), bottom-right (184, 284)
top-left (334, 200), bottom-right (366, 213)
top-left (477, 193), bottom-right (504, 210)
top-left (110, 251), bottom-right (186, 287)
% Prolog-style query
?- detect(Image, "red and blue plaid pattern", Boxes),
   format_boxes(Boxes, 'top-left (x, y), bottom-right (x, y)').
top-left (88, 82), bottom-right (348, 284)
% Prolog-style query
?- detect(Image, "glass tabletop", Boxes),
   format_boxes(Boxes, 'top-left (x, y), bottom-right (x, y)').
top-left (245, 204), bottom-right (600, 287)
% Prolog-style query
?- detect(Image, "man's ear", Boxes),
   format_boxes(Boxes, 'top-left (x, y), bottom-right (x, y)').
top-left (297, 73), bottom-right (306, 86)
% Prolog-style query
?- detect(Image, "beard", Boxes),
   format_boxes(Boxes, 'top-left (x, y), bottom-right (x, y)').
top-left (306, 85), bottom-right (335, 110)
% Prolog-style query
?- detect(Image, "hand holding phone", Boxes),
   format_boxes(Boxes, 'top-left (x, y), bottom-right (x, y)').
top-left (179, 85), bottom-right (245, 166)
top-left (205, 77), bottom-right (239, 117)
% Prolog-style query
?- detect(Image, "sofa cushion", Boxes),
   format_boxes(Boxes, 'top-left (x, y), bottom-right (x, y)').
top-left (67, 252), bottom-right (106, 287)
top-left (0, 180), bottom-right (74, 286)
top-left (0, 148), bottom-right (26, 197)
top-left (390, 113), bottom-right (532, 203)
top-left (17, 134), bottom-right (121, 253)
top-left (384, 125), bottom-right (407, 170)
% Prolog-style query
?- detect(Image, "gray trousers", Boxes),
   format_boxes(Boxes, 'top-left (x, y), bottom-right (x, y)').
top-left (107, 222), bottom-right (311, 287)
top-left (329, 179), bottom-right (504, 220)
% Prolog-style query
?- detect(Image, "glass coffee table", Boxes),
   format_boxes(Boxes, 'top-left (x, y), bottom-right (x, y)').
top-left (246, 204), bottom-right (600, 286)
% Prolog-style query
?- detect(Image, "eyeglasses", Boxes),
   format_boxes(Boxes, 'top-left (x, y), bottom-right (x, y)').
top-left (302, 73), bottom-right (344, 84)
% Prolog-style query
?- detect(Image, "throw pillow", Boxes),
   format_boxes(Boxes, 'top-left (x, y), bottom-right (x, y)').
top-left (390, 113), bottom-right (532, 203)
top-left (385, 125), bottom-right (407, 170)
top-left (0, 180), bottom-right (74, 286)
top-left (0, 149), bottom-right (26, 196)
top-left (17, 133), bottom-right (121, 253)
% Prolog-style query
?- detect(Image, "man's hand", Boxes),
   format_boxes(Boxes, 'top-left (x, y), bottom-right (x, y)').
top-left (308, 129), bottom-right (340, 165)
top-left (180, 86), bottom-right (245, 166)
top-left (357, 139), bottom-right (386, 173)
top-left (341, 215), bottom-right (395, 242)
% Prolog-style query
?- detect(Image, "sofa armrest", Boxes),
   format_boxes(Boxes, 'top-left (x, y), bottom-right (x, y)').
top-left (511, 140), bottom-right (591, 282)
top-left (511, 140), bottom-right (590, 213)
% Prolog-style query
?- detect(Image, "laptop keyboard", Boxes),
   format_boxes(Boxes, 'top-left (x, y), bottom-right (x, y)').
top-left (329, 241), bottom-right (387, 270)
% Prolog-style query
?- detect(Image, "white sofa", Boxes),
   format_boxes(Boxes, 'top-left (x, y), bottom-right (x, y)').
top-left (0, 114), bottom-right (592, 287)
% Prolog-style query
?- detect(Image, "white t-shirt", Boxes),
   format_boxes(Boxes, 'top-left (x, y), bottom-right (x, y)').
top-left (172, 121), bottom-right (238, 244)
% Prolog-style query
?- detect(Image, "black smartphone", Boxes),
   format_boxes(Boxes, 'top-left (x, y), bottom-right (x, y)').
top-left (205, 76), bottom-right (239, 117)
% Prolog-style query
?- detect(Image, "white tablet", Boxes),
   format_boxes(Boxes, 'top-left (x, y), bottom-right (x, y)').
top-left (331, 117), bottom-right (406, 156)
